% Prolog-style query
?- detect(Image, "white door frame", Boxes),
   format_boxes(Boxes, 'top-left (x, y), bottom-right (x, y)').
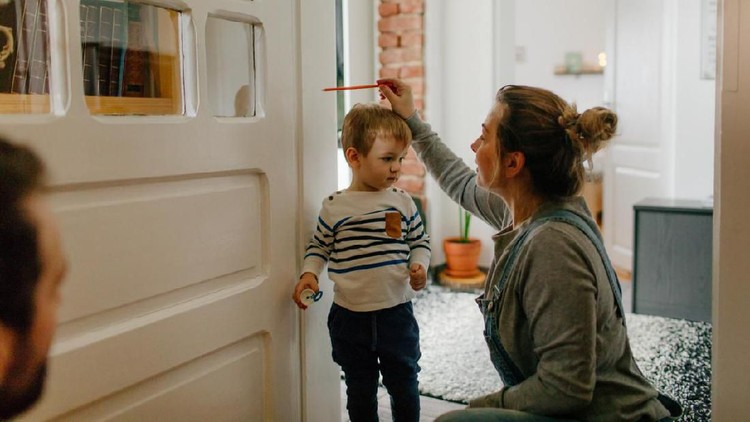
top-left (298, 1), bottom-right (341, 421)
top-left (712, 0), bottom-right (750, 417)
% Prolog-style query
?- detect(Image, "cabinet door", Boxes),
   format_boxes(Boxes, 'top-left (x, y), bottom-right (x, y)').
top-left (634, 210), bottom-right (712, 322)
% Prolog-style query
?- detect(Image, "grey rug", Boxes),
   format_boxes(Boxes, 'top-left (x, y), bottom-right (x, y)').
top-left (412, 285), bottom-right (712, 421)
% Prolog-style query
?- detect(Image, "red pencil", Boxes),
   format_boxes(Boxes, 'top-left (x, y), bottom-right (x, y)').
top-left (322, 84), bottom-right (380, 92)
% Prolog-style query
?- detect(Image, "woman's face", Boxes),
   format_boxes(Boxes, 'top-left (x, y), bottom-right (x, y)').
top-left (471, 102), bottom-right (505, 189)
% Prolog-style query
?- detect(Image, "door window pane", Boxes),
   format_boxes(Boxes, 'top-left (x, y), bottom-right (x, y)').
top-left (206, 16), bottom-right (263, 118)
top-left (0, 0), bottom-right (52, 114)
top-left (79, 0), bottom-right (184, 115)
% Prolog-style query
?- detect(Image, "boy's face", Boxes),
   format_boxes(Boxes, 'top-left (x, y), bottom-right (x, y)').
top-left (347, 134), bottom-right (409, 191)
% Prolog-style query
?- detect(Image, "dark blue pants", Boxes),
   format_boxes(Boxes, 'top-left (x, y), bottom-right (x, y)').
top-left (328, 301), bottom-right (421, 422)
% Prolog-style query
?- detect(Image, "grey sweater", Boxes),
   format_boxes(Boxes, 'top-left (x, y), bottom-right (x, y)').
top-left (406, 114), bottom-right (670, 421)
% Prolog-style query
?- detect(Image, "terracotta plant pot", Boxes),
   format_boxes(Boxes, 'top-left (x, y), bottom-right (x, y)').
top-left (443, 237), bottom-right (482, 278)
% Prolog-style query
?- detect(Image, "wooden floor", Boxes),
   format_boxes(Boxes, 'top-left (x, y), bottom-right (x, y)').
top-left (340, 380), bottom-right (465, 422)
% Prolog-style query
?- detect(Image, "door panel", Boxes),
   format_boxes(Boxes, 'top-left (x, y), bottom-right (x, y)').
top-left (2, 0), bottom-right (339, 420)
top-left (604, 0), bottom-right (674, 270)
top-left (42, 296), bottom-right (270, 420)
top-left (60, 336), bottom-right (267, 421)
top-left (52, 173), bottom-right (264, 322)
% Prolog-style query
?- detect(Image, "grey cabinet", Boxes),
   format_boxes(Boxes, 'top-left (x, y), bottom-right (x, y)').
top-left (633, 198), bottom-right (713, 322)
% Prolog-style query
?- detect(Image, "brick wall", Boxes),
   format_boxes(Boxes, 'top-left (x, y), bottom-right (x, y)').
top-left (378, 0), bottom-right (427, 204)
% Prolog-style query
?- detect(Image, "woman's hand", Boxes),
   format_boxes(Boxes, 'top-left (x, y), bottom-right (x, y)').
top-left (377, 78), bottom-right (417, 119)
top-left (292, 272), bottom-right (319, 310)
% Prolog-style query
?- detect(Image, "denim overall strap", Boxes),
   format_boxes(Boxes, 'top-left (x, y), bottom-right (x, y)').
top-left (537, 209), bottom-right (626, 323)
top-left (479, 213), bottom-right (565, 386)
top-left (481, 209), bottom-right (626, 387)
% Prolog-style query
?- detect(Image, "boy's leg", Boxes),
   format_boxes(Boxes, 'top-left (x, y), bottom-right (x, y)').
top-left (328, 303), bottom-right (380, 422)
top-left (376, 302), bottom-right (421, 422)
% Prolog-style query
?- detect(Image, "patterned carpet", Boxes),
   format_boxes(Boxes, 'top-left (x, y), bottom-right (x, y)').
top-left (412, 285), bottom-right (712, 421)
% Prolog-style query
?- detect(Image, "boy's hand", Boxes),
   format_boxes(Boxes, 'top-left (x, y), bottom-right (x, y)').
top-left (409, 264), bottom-right (427, 291)
top-left (293, 272), bottom-right (319, 310)
top-left (377, 79), bottom-right (417, 119)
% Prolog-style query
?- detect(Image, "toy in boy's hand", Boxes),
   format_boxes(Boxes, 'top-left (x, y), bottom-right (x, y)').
top-left (300, 288), bottom-right (323, 307)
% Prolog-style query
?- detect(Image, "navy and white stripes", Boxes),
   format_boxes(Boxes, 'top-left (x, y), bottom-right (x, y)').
top-left (301, 189), bottom-right (431, 312)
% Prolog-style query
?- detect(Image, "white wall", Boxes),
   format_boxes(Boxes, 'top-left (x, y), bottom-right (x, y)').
top-left (425, 0), bottom-right (496, 266)
top-left (424, 0), bottom-right (715, 268)
top-left (673, 0), bottom-right (716, 200)
top-left (514, 0), bottom-right (607, 111)
top-left (425, 0), bottom-right (607, 267)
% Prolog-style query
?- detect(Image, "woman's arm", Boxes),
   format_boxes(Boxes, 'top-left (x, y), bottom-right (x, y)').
top-left (379, 79), bottom-right (510, 231)
top-left (406, 114), bottom-right (510, 231)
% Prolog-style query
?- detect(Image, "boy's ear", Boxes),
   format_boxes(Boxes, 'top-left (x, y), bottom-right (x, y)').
top-left (344, 147), bottom-right (361, 168)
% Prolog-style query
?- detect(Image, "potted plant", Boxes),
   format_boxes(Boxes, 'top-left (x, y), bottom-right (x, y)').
top-left (443, 206), bottom-right (482, 278)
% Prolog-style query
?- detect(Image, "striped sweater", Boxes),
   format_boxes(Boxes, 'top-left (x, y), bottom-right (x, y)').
top-left (302, 188), bottom-right (431, 312)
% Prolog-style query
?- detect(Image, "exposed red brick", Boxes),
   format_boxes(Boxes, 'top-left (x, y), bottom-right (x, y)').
top-left (400, 32), bottom-right (423, 47)
top-left (379, 3), bottom-right (399, 17)
top-left (407, 79), bottom-right (424, 95)
top-left (380, 48), bottom-right (422, 65)
top-left (379, 48), bottom-right (403, 65)
top-left (401, 158), bottom-right (426, 176)
top-left (377, 0), bottom-right (426, 198)
top-left (399, 65), bottom-right (424, 78)
top-left (394, 175), bottom-right (424, 194)
top-left (378, 33), bottom-right (399, 48)
top-left (378, 15), bottom-right (422, 32)
top-left (399, 0), bottom-right (424, 14)
top-left (401, 47), bottom-right (422, 62)
top-left (379, 67), bottom-right (400, 79)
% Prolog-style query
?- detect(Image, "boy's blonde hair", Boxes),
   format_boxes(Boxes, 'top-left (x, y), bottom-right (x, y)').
top-left (341, 103), bottom-right (411, 156)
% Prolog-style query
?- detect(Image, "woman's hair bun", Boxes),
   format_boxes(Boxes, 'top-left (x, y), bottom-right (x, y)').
top-left (576, 106), bottom-right (617, 153)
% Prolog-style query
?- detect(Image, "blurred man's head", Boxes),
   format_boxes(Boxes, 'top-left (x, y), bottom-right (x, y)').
top-left (0, 137), bottom-right (66, 419)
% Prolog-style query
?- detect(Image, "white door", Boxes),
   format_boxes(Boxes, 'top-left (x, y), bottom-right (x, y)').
top-left (1, 0), bottom-right (339, 420)
top-left (603, 0), bottom-right (676, 272)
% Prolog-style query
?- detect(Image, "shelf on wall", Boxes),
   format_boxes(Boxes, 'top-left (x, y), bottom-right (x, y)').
top-left (553, 65), bottom-right (604, 76)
